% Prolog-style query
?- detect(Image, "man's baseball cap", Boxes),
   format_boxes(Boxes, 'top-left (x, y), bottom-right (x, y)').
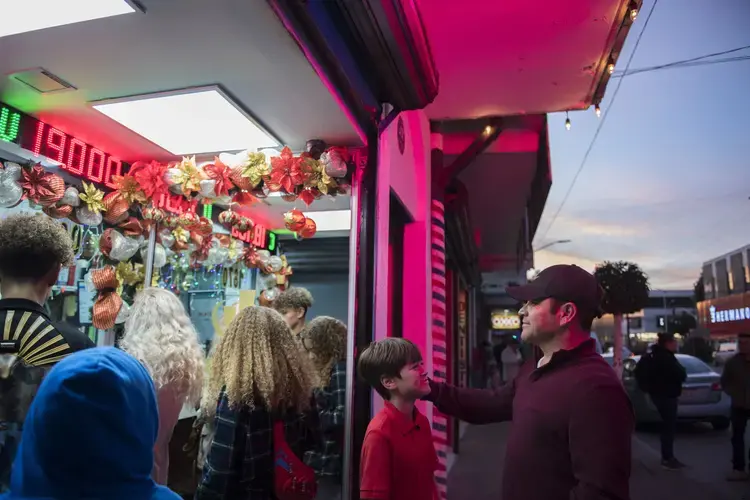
top-left (506, 264), bottom-right (604, 314)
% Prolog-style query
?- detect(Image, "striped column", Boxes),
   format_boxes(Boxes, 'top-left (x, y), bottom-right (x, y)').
top-left (430, 198), bottom-right (449, 499)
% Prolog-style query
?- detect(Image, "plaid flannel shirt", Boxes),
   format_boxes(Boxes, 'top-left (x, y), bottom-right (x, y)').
top-left (195, 389), bottom-right (316, 500)
top-left (304, 361), bottom-right (346, 479)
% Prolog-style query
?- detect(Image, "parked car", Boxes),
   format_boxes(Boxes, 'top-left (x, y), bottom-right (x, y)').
top-left (603, 353), bottom-right (731, 430)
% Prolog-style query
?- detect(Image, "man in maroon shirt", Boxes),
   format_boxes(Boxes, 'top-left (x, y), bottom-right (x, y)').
top-left (425, 265), bottom-right (633, 500)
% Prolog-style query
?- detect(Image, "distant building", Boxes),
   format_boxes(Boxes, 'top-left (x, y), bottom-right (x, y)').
top-left (593, 289), bottom-right (696, 347)
top-left (697, 244), bottom-right (750, 340)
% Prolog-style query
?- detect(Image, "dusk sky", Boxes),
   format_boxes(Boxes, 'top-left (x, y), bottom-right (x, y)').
top-left (534, 0), bottom-right (750, 290)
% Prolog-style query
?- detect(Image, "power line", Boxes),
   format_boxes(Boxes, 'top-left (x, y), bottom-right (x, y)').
top-left (612, 44), bottom-right (750, 77)
top-left (614, 55), bottom-right (750, 78)
top-left (540, 0), bottom-right (660, 241)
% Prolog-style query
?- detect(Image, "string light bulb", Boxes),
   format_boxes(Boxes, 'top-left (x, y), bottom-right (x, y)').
top-left (595, 105), bottom-right (601, 118)
top-left (565, 112), bottom-right (571, 131)
top-left (607, 61), bottom-right (615, 75)
top-left (629, 2), bottom-right (639, 21)
top-left (483, 125), bottom-right (494, 136)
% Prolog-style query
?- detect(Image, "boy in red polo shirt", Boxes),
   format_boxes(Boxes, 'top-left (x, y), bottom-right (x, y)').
top-left (358, 338), bottom-right (438, 500)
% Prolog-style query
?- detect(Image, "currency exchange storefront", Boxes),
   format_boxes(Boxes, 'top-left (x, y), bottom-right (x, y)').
top-left (697, 291), bottom-right (750, 340)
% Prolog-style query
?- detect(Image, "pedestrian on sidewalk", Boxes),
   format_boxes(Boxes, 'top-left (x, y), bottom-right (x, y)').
top-left (721, 332), bottom-right (750, 481)
top-left (634, 333), bottom-right (687, 471)
top-left (424, 265), bottom-right (634, 500)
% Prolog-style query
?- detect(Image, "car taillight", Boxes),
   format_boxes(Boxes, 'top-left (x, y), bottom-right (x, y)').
top-left (711, 382), bottom-right (721, 391)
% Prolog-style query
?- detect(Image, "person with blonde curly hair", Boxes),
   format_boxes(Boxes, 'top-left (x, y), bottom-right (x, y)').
top-left (120, 288), bottom-right (205, 486)
top-left (273, 287), bottom-right (314, 336)
top-left (195, 306), bottom-right (317, 499)
top-left (299, 316), bottom-right (348, 499)
top-left (0, 214), bottom-right (94, 491)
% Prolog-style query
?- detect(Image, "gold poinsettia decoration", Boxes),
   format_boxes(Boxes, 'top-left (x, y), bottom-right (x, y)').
top-left (302, 156), bottom-right (332, 195)
top-left (112, 174), bottom-right (147, 204)
top-left (240, 151), bottom-right (270, 187)
top-left (79, 182), bottom-right (106, 213)
top-left (227, 238), bottom-right (242, 261)
top-left (172, 226), bottom-right (190, 244)
top-left (115, 262), bottom-right (144, 287)
top-left (174, 156), bottom-right (204, 195)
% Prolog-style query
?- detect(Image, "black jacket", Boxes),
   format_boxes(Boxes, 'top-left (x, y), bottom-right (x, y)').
top-left (0, 298), bottom-right (94, 364)
top-left (635, 344), bottom-right (687, 399)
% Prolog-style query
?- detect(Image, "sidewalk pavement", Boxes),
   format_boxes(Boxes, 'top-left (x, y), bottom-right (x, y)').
top-left (446, 422), bottom-right (736, 500)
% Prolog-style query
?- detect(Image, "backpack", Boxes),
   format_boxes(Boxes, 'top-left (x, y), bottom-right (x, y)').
top-left (634, 352), bottom-right (653, 393)
top-left (274, 420), bottom-right (317, 500)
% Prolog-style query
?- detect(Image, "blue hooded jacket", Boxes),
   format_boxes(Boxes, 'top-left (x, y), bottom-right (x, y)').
top-left (0, 347), bottom-right (180, 500)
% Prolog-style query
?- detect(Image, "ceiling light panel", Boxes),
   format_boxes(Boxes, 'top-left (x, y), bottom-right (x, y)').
top-left (93, 89), bottom-right (280, 156)
top-left (0, 0), bottom-right (136, 38)
top-left (303, 210), bottom-right (352, 232)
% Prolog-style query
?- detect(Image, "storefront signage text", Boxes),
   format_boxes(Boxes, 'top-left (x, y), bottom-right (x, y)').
top-left (491, 310), bottom-right (521, 330)
top-left (709, 305), bottom-right (750, 324)
top-left (231, 225), bottom-right (276, 251)
top-left (0, 102), bottom-right (130, 189)
top-left (155, 192), bottom-right (198, 215)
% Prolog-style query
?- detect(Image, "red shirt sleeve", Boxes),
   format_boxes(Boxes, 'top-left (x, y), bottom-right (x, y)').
top-left (360, 430), bottom-right (391, 499)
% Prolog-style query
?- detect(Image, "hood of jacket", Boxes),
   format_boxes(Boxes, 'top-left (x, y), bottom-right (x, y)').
top-left (4, 347), bottom-right (177, 500)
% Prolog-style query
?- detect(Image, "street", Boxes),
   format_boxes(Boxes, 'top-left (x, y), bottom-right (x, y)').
top-left (635, 422), bottom-right (749, 499)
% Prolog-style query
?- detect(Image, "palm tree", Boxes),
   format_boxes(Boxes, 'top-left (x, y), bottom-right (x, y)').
top-left (594, 261), bottom-right (650, 378)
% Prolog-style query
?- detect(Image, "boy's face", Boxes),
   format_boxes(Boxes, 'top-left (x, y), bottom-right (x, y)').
top-left (382, 359), bottom-right (430, 400)
top-left (280, 307), bottom-right (306, 332)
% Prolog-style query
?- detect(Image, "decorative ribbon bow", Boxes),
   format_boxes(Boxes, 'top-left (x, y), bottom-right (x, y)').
top-left (91, 266), bottom-right (123, 330)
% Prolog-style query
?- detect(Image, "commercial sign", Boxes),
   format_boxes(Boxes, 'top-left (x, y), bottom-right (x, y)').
top-left (697, 290), bottom-right (750, 338)
top-left (491, 309), bottom-right (521, 330)
top-left (0, 102), bottom-right (130, 188)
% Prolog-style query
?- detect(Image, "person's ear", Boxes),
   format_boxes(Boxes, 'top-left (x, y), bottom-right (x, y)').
top-left (43, 263), bottom-right (62, 287)
top-left (558, 302), bottom-right (577, 327)
top-left (380, 375), bottom-right (398, 391)
top-left (296, 307), bottom-right (306, 320)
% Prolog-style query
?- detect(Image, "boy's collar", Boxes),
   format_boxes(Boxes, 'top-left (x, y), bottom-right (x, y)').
top-left (384, 401), bottom-right (422, 435)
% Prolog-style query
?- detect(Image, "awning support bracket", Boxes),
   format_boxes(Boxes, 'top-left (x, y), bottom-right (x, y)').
top-left (438, 117), bottom-right (503, 187)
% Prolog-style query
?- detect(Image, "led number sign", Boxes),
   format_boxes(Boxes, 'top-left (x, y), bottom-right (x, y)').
top-left (26, 121), bottom-right (126, 189)
top-left (231, 225), bottom-right (276, 251)
top-left (156, 192), bottom-right (198, 215)
top-left (0, 105), bottom-right (21, 144)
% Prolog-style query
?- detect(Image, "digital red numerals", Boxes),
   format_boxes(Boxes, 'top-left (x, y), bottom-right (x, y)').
top-left (252, 225), bottom-right (267, 247)
top-left (30, 121), bottom-right (126, 187)
top-left (46, 127), bottom-right (67, 163)
top-left (66, 138), bottom-right (87, 175)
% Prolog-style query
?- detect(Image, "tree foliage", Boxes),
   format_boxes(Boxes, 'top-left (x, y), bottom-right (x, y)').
top-left (693, 274), bottom-right (705, 304)
top-left (594, 261), bottom-right (651, 316)
top-left (669, 311), bottom-right (697, 335)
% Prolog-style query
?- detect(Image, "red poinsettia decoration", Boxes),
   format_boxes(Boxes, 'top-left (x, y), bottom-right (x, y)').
top-left (204, 157), bottom-right (233, 197)
top-left (298, 187), bottom-right (321, 206)
top-left (232, 190), bottom-right (258, 207)
top-left (268, 146), bottom-right (303, 193)
top-left (130, 161), bottom-right (168, 200)
top-left (20, 165), bottom-right (65, 206)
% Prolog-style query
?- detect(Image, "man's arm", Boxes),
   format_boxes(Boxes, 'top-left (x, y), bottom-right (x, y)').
top-left (569, 383), bottom-right (634, 500)
top-left (424, 375), bottom-right (515, 424)
top-left (360, 430), bottom-right (391, 500)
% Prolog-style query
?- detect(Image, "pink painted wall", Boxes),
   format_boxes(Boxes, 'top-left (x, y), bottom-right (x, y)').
top-left (373, 110), bottom-right (432, 418)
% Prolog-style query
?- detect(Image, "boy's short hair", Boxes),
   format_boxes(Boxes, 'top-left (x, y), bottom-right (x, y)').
top-left (273, 287), bottom-right (314, 314)
top-left (0, 214), bottom-right (74, 281)
top-left (357, 338), bottom-right (422, 400)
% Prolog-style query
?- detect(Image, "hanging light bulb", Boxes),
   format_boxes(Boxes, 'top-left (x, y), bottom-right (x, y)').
top-left (565, 112), bottom-right (571, 131)
top-left (629, 2), bottom-right (639, 21)
top-left (595, 105), bottom-right (601, 118)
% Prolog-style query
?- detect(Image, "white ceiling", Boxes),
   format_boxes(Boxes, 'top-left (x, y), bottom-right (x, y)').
top-left (418, 0), bottom-right (626, 119)
top-left (0, 0), bottom-right (362, 163)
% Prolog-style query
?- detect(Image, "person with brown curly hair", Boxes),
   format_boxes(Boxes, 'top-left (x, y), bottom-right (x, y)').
top-left (299, 316), bottom-right (347, 499)
top-left (0, 214), bottom-right (94, 491)
top-left (195, 306), bottom-right (318, 499)
top-left (273, 287), bottom-right (314, 336)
